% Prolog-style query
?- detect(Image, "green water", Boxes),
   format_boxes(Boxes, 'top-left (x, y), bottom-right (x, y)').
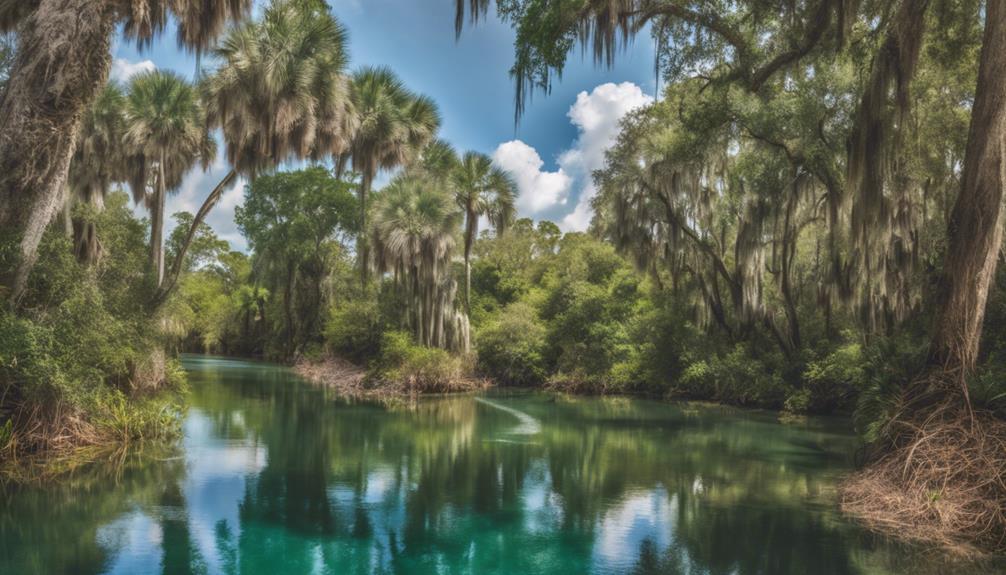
top-left (0, 356), bottom-right (998, 574)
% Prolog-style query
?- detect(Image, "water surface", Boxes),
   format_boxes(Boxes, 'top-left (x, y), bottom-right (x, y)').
top-left (0, 356), bottom-right (996, 574)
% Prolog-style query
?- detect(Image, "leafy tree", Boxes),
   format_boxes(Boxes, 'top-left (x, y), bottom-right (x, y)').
top-left (236, 167), bottom-right (357, 360)
top-left (165, 212), bottom-right (229, 275)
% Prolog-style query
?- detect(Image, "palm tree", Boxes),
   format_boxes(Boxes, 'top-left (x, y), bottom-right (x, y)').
top-left (0, 0), bottom-right (251, 302)
top-left (348, 67), bottom-right (441, 285)
top-left (416, 139), bottom-right (459, 183)
top-left (67, 81), bottom-right (127, 265)
top-left (159, 0), bottom-right (353, 303)
top-left (123, 70), bottom-right (214, 287)
top-left (371, 175), bottom-right (469, 352)
top-left (451, 151), bottom-right (516, 312)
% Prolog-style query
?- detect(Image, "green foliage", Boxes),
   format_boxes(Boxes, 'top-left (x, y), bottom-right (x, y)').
top-left (535, 235), bottom-right (640, 391)
top-left (93, 382), bottom-right (185, 444)
top-left (969, 362), bottom-right (1006, 418)
top-left (1, 192), bottom-right (187, 456)
top-left (235, 167), bottom-right (358, 360)
top-left (853, 335), bottom-right (929, 443)
top-left (373, 331), bottom-right (470, 393)
top-left (476, 302), bottom-right (546, 386)
top-left (1, 199), bottom-right (160, 409)
top-left (324, 299), bottom-right (383, 363)
top-left (797, 341), bottom-right (867, 413)
top-left (165, 212), bottom-right (229, 274)
top-left (678, 344), bottom-right (787, 407)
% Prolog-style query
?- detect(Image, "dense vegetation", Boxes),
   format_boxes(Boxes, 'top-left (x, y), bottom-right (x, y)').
top-left (0, 0), bottom-right (1003, 556)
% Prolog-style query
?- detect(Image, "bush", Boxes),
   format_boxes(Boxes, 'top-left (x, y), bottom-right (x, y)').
top-left (324, 299), bottom-right (383, 363)
top-left (853, 334), bottom-right (929, 443)
top-left (374, 331), bottom-right (474, 393)
top-left (0, 195), bottom-right (183, 458)
top-left (796, 341), bottom-right (867, 413)
top-left (476, 303), bottom-right (547, 386)
top-left (969, 357), bottom-right (1006, 418)
top-left (676, 344), bottom-right (787, 407)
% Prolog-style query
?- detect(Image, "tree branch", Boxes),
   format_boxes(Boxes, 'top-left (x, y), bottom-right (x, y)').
top-left (152, 169), bottom-right (238, 307)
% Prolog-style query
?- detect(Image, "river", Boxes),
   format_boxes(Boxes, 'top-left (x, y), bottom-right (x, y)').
top-left (0, 355), bottom-right (997, 574)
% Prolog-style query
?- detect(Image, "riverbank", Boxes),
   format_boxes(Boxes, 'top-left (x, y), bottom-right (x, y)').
top-left (293, 354), bottom-right (490, 398)
top-left (0, 387), bottom-right (186, 483)
top-left (840, 405), bottom-right (1006, 558)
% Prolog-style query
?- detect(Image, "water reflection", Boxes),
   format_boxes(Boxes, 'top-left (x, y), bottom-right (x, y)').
top-left (0, 356), bottom-right (1000, 574)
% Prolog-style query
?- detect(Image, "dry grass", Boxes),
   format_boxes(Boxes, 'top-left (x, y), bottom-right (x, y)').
top-left (841, 386), bottom-right (1006, 557)
top-left (0, 399), bottom-right (135, 482)
top-left (294, 356), bottom-right (368, 394)
top-left (1, 399), bottom-right (104, 461)
top-left (295, 355), bottom-right (490, 398)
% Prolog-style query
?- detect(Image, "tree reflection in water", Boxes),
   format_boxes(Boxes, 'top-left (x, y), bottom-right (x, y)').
top-left (1, 357), bottom-right (999, 574)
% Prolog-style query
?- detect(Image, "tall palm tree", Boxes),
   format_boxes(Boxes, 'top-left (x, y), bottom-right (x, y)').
top-left (159, 0), bottom-right (353, 303)
top-left (348, 67), bottom-right (441, 284)
top-left (0, 0), bottom-right (251, 302)
top-left (123, 70), bottom-right (214, 287)
top-left (371, 175), bottom-right (468, 352)
top-left (67, 81), bottom-right (127, 265)
top-left (451, 151), bottom-right (516, 312)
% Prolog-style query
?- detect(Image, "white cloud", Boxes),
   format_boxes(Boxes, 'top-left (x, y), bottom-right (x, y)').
top-left (559, 82), bottom-right (653, 231)
top-left (492, 82), bottom-right (652, 231)
top-left (492, 140), bottom-right (572, 215)
top-left (111, 58), bottom-right (156, 83)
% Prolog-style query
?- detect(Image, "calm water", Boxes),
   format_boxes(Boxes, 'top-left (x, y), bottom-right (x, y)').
top-left (0, 356), bottom-right (998, 574)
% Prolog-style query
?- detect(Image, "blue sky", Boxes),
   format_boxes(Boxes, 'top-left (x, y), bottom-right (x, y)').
top-left (112, 0), bottom-right (657, 249)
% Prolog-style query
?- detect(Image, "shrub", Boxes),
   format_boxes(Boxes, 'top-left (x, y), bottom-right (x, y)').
top-left (324, 299), bottom-right (383, 363)
top-left (853, 334), bottom-right (929, 443)
top-left (969, 357), bottom-right (1006, 418)
top-left (676, 344), bottom-right (787, 407)
top-left (790, 340), bottom-right (867, 413)
top-left (374, 331), bottom-right (474, 393)
top-left (476, 303), bottom-right (547, 386)
top-left (0, 195), bottom-right (182, 458)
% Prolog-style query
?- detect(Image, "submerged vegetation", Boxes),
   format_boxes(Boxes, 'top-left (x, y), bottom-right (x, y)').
top-left (0, 0), bottom-right (1003, 560)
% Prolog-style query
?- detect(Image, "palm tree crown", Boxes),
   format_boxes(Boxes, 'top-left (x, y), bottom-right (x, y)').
top-left (68, 81), bottom-right (128, 264)
top-left (156, 0), bottom-right (355, 303)
top-left (124, 70), bottom-right (214, 285)
top-left (371, 175), bottom-right (468, 352)
top-left (201, 0), bottom-right (354, 176)
top-left (348, 66), bottom-right (442, 283)
top-left (451, 150), bottom-right (516, 311)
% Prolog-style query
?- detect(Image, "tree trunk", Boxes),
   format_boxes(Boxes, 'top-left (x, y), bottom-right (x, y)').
top-left (779, 183), bottom-right (801, 351)
top-left (61, 188), bottom-right (73, 238)
top-left (151, 151), bottom-right (167, 287)
top-left (153, 169), bottom-right (238, 306)
top-left (358, 169), bottom-right (373, 287)
top-left (0, 0), bottom-right (115, 303)
top-left (463, 202), bottom-right (476, 314)
top-left (928, 3), bottom-right (1006, 386)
